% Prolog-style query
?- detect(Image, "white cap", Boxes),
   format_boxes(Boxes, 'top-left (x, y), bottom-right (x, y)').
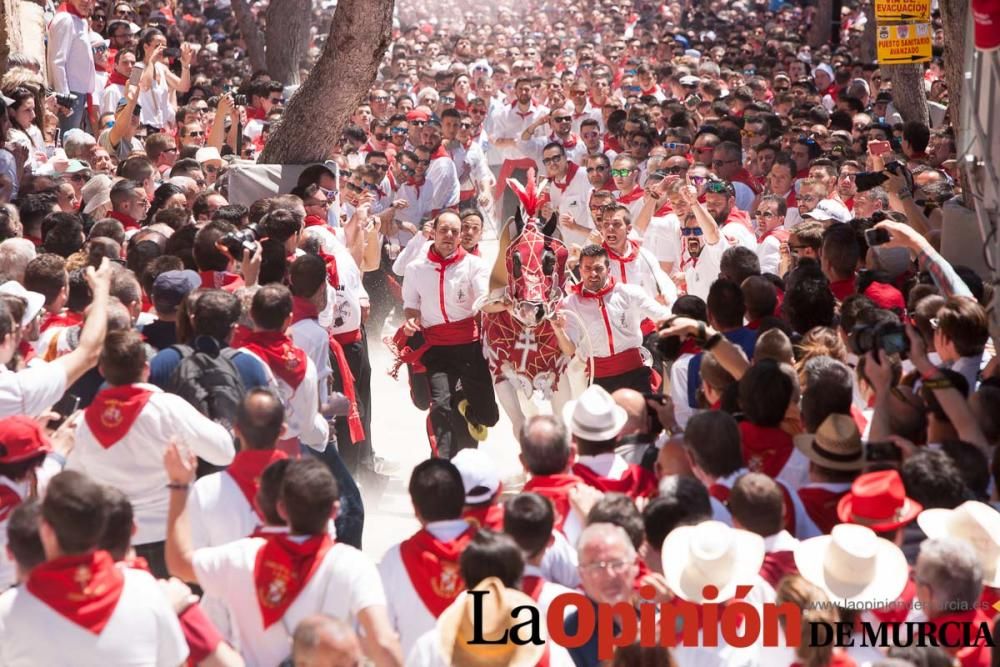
top-left (451, 449), bottom-right (500, 504)
top-left (0, 282), bottom-right (45, 326)
top-left (195, 146), bottom-right (224, 166)
top-left (679, 75), bottom-right (701, 87)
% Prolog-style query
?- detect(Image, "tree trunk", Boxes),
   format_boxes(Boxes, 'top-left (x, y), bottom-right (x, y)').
top-left (0, 0), bottom-right (22, 70)
top-left (938, 0), bottom-right (967, 134)
top-left (859, 4), bottom-right (877, 64)
top-left (885, 63), bottom-right (929, 125)
top-left (264, 0), bottom-right (312, 86)
top-left (259, 0), bottom-right (394, 164)
top-left (231, 0), bottom-right (266, 75)
top-left (809, 0), bottom-right (833, 48)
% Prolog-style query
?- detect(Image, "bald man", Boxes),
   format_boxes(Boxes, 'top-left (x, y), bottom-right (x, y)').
top-left (612, 388), bottom-right (671, 469)
top-left (291, 615), bottom-right (363, 667)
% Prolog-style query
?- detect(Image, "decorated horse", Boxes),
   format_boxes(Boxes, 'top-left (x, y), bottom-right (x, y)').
top-left (479, 172), bottom-right (581, 434)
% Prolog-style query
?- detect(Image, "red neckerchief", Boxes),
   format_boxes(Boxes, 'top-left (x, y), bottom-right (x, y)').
top-left (399, 526), bottom-right (476, 616)
top-left (759, 227), bottom-right (790, 244)
top-left (430, 144), bottom-right (448, 161)
top-left (40, 310), bottom-right (83, 333)
top-left (604, 136), bottom-right (622, 153)
top-left (723, 207), bottom-right (755, 234)
top-left (304, 214), bottom-right (327, 228)
top-left (640, 84), bottom-right (660, 96)
top-left (462, 502), bottom-right (505, 531)
top-left (198, 270), bottom-right (244, 292)
top-left (522, 473), bottom-right (584, 532)
top-left (107, 70), bottom-right (128, 88)
top-left (108, 211), bottom-right (139, 231)
top-left (798, 486), bottom-right (848, 534)
top-left (57, 2), bottom-right (85, 18)
top-left (245, 107), bottom-right (266, 121)
top-left (739, 421), bottom-right (793, 478)
top-left (315, 251), bottom-right (341, 289)
top-left (512, 103), bottom-right (534, 120)
top-left (830, 277), bottom-right (856, 301)
top-left (730, 167), bottom-right (762, 194)
top-left (553, 133), bottom-right (578, 150)
top-left (16, 339), bottom-right (35, 364)
top-left (571, 277), bottom-right (616, 299)
top-left (678, 339), bottom-right (701, 357)
top-left (84, 384), bottom-right (155, 449)
top-left (241, 330), bottom-right (308, 389)
top-left (604, 240), bottom-right (640, 283)
top-left (26, 551), bottom-right (125, 634)
top-left (226, 449), bottom-right (288, 520)
top-left (759, 550), bottom-right (798, 589)
top-left (571, 461), bottom-right (657, 500)
top-left (552, 161), bottom-right (580, 193)
top-left (708, 483), bottom-right (730, 504)
top-left (25, 234), bottom-right (43, 247)
top-left (253, 533), bottom-right (334, 629)
top-left (654, 199), bottom-right (673, 217)
top-left (427, 244), bottom-right (466, 270)
top-left (520, 575), bottom-right (545, 602)
top-left (617, 185), bottom-right (645, 205)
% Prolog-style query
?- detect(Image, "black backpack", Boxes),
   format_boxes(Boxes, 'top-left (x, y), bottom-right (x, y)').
top-left (166, 344), bottom-right (245, 430)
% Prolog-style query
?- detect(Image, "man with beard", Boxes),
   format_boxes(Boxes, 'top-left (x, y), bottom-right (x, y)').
top-left (541, 143), bottom-right (592, 248)
top-left (491, 78), bottom-right (549, 219)
top-left (519, 106), bottom-right (588, 165)
top-left (703, 178), bottom-right (756, 250)
top-left (676, 185), bottom-right (726, 301)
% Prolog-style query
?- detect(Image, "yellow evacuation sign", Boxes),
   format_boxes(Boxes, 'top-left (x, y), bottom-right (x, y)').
top-left (877, 23), bottom-right (933, 64)
top-left (874, 0), bottom-right (931, 22)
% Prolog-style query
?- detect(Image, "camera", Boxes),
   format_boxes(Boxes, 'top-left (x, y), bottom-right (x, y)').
top-left (163, 47), bottom-right (181, 60)
top-left (848, 320), bottom-right (909, 359)
top-left (54, 93), bottom-right (78, 109)
top-left (854, 161), bottom-right (910, 193)
top-left (864, 228), bottom-right (890, 247)
top-left (232, 94), bottom-right (248, 107)
top-left (218, 223), bottom-right (262, 259)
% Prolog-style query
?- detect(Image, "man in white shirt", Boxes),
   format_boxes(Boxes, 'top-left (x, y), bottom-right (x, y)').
top-left (378, 458), bottom-right (476, 657)
top-left (519, 106), bottom-right (588, 166)
top-left (239, 284), bottom-right (330, 453)
top-left (99, 49), bottom-right (135, 115)
top-left (418, 119), bottom-right (460, 218)
top-left (541, 142), bottom-right (593, 248)
top-left (0, 471), bottom-right (188, 666)
top-left (47, 0), bottom-right (95, 134)
top-left (599, 205), bottom-right (678, 310)
top-left (489, 78), bottom-right (549, 218)
top-left (67, 329), bottom-right (235, 577)
top-left (557, 245), bottom-right (671, 394)
top-left (165, 452), bottom-right (403, 667)
top-left (676, 186), bottom-right (726, 301)
top-left (402, 212), bottom-right (499, 457)
top-left (754, 194), bottom-right (791, 276)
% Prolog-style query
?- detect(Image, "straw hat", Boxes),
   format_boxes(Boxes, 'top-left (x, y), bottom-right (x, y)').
top-left (660, 521), bottom-right (765, 603)
top-left (795, 523), bottom-right (909, 606)
top-left (562, 384), bottom-right (628, 442)
top-left (918, 501), bottom-right (1000, 588)
top-left (436, 577), bottom-right (546, 667)
top-left (792, 413), bottom-right (865, 471)
top-left (837, 469), bottom-right (922, 533)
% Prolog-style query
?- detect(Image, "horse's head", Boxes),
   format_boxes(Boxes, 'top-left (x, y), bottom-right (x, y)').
top-left (505, 217), bottom-right (568, 327)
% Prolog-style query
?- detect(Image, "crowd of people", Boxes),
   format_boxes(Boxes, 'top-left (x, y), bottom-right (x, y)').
top-left (0, 0), bottom-right (988, 665)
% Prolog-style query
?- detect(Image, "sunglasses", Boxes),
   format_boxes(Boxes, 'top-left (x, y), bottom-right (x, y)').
top-left (712, 159), bottom-right (738, 168)
top-left (460, 122), bottom-right (472, 128)
top-left (204, 165), bottom-right (219, 174)
top-left (755, 210), bottom-right (777, 219)
top-left (586, 166), bottom-right (608, 173)
top-left (689, 175), bottom-right (707, 185)
top-left (390, 127), bottom-right (408, 135)
top-left (400, 164), bottom-right (415, 175)
top-left (541, 155), bottom-right (564, 165)
top-left (610, 168), bottom-right (634, 177)
top-left (369, 162), bottom-right (389, 170)
top-left (417, 159), bottom-right (430, 166)
top-left (373, 133), bottom-right (388, 141)
top-left (681, 227), bottom-right (704, 236)
top-left (664, 142), bottom-right (688, 150)
top-left (320, 186), bottom-right (338, 201)
top-left (372, 95), bottom-right (389, 103)
top-left (68, 173), bottom-right (90, 182)
top-left (665, 165), bottom-right (688, 174)
top-left (410, 120), bottom-right (426, 127)
top-left (554, 116), bottom-right (572, 123)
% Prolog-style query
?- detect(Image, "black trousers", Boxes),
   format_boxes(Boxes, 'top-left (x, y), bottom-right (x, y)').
top-left (594, 366), bottom-right (652, 395)
top-left (422, 341), bottom-right (499, 459)
top-left (335, 334), bottom-right (374, 475)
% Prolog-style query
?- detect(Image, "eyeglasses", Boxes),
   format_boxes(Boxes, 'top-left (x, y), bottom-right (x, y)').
top-left (681, 227), bottom-right (704, 236)
top-left (320, 186), bottom-right (338, 201)
top-left (344, 182), bottom-right (362, 193)
top-left (580, 559), bottom-right (631, 575)
top-left (410, 120), bottom-right (426, 127)
top-left (541, 155), bottom-right (564, 165)
top-left (460, 122), bottom-right (472, 128)
top-left (400, 164), bottom-right (415, 175)
top-left (586, 166), bottom-right (608, 173)
top-left (755, 210), bottom-right (777, 219)
top-left (372, 95), bottom-right (389, 103)
top-left (440, 97), bottom-right (455, 104)
top-left (204, 165), bottom-right (219, 174)
top-left (689, 175), bottom-right (707, 185)
top-left (68, 173), bottom-right (89, 182)
top-left (185, 130), bottom-right (205, 137)
top-left (93, 45), bottom-right (108, 53)
top-left (664, 165), bottom-right (688, 175)
top-left (369, 162), bottom-right (388, 171)
top-left (417, 159), bottom-right (431, 166)
top-left (610, 168), bottom-right (634, 177)
top-left (469, 108), bottom-right (485, 116)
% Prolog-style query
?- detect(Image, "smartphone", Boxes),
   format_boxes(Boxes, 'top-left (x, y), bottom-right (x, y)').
top-left (128, 63), bottom-right (145, 86)
top-left (163, 47), bottom-right (181, 60)
top-left (868, 140), bottom-right (890, 157)
top-left (865, 441), bottom-right (902, 463)
top-left (865, 228), bottom-right (891, 247)
top-left (684, 94), bottom-right (701, 109)
top-left (49, 393), bottom-right (80, 429)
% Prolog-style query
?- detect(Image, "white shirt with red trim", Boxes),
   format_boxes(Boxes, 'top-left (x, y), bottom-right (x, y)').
top-left (681, 238), bottom-right (726, 302)
top-left (241, 351), bottom-right (328, 450)
top-left (547, 164), bottom-right (594, 248)
top-left (560, 281), bottom-right (670, 359)
top-left (0, 566), bottom-right (188, 666)
top-left (402, 251), bottom-right (488, 330)
top-left (606, 243), bottom-right (678, 307)
top-left (378, 519), bottom-right (470, 657)
top-left (319, 235), bottom-right (368, 338)
top-left (193, 536), bottom-right (385, 667)
top-left (66, 385), bottom-right (235, 545)
top-left (491, 103), bottom-right (550, 161)
top-left (392, 237), bottom-right (431, 277)
top-left (393, 179), bottom-right (434, 226)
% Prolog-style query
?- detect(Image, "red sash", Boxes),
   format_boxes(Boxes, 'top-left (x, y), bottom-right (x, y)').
top-left (424, 317), bottom-right (478, 346)
top-left (198, 270), bottom-right (244, 292)
top-left (226, 449), bottom-right (289, 521)
top-left (26, 551), bottom-right (125, 634)
top-left (399, 527), bottom-right (475, 617)
top-left (84, 385), bottom-right (154, 449)
top-left (520, 575), bottom-right (545, 602)
top-left (759, 550), bottom-right (798, 589)
top-left (571, 461), bottom-right (657, 499)
top-left (0, 484), bottom-right (22, 522)
top-left (739, 421), bottom-right (793, 478)
top-left (253, 533), bottom-right (334, 629)
top-left (462, 503), bottom-right (505, 530)
top-left (242, 330), bottom-right (308, 389)
top-left (592, 348), bottom-right (644, 378)
top-left (797, 486), bottom-right (848, 534)
top-left (40, 310), bottom-right (83, 333)
top-left (523, 473), bottom-right (584, 532)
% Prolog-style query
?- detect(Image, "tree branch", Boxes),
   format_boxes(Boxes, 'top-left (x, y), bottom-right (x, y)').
top-left (231, 0), bottom-right (267, 75)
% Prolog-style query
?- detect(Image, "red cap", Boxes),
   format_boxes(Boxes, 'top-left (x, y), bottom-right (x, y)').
top-left (863, 282), bottom-right (906, 315)
top-left (837, 469), bottom-right (922, 533)
top-left (0, 416), bottom-right (51, 464)
top-left (406, 109), bottom-right (430, 122)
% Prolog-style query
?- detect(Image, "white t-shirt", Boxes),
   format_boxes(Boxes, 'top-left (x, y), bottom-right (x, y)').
top-left (0, 566), bottom-right (188, 666)
top-left (193, 536), bottom-right (386, 667)
top-left (0, 362), bottom-right (67, 419)
top-left (682, 239), bottom-right (726, 301)
top-left (560, 281), bottom-right (671, 359)
top-left (643, 213), bottom-right (682, 269)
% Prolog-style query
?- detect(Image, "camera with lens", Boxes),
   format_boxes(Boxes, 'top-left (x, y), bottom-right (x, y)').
top-left (218, 223), bottom-right (262, 259)
top-left (854, 160), bottom-right (911, 193)
top-left (232, 94), bottom-right (248, 107)
top-left (54, 93), bottom-right (78, 109)
top-left (849, 320), bottom-right (909, 359)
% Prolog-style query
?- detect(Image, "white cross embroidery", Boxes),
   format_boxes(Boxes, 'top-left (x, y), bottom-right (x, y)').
top-left (513, 330), bottom-right (539, 371)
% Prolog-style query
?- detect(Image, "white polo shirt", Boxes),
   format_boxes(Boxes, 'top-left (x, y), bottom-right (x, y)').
top-left (402, 251), bottom-right (488, 329)
top-left (0, 566), bottom-right (187, 666)
top-left (560, 281), bottom-right (671, 359)
top-left (193, 536), bottom-right (386, 667)
top-left (67, 385), bottom-right (235, 545)
top-left (378, 519), bottom-right (470, 657)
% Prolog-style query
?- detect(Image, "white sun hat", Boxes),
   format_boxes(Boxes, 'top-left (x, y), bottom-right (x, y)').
top-left (660, 520), bottom-right (765, 603)
top-left (918, 501), bottom-right (1000, 588)
top-left (561, 384), bottom-right (628, 441)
